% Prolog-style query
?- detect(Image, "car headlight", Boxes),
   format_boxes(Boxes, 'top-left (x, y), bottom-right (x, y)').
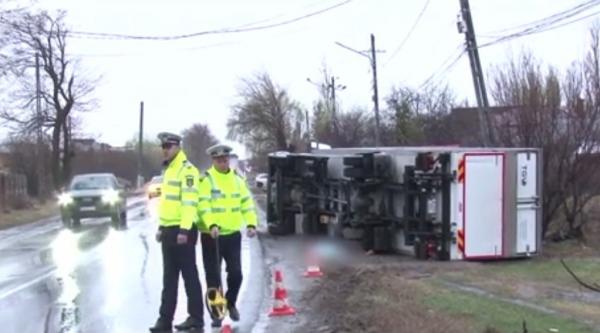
top-left (58, 193), bottom-right (73, 206)
top-left (102, 189), bottom-right (120, 205)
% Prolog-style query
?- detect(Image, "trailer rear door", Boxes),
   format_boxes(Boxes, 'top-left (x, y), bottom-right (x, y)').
top-left (516, 152), bottom-right (539, 254)
top-left (463, 153), bottom-right (504, 259)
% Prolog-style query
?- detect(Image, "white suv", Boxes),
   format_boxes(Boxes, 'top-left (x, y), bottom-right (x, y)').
top-left (254, 173), bottom-right (268, 189)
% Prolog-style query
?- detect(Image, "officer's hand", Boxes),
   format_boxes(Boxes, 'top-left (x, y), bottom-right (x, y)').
top-left (155, 230), bottom-right (162, 243)
top-left (246, 227), bottom-right (256, 238)
top-left (176, 232), bottom-right (188, 245)
top-left (210, 226), bottom-right (220, 239)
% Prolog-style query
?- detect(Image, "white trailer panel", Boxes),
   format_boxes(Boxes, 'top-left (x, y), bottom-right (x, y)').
top-left (516, 152), bottom-right (539, 254)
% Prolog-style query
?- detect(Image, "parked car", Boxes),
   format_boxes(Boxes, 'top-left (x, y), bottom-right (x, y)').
top-left (58, 173), bottom-right (127, 229)
top-left (146, 175), bottom-right (163, 199)
top-left (255, 173), bottom-right (268, 189)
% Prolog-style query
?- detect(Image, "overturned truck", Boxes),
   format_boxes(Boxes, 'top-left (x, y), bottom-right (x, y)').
top-left (266, 147), bottom-right (542, 261)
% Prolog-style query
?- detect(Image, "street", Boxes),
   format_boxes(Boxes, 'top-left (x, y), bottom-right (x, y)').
top-left (0, 196), bottom-right (267, 333)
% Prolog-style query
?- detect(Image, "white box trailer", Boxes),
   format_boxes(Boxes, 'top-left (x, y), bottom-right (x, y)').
top-left (266, 147), bottom-right (542, 261)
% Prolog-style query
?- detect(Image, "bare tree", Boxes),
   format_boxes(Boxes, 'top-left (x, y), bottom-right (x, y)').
top-left (0, 0), bottom-right (27, 74)
top-left (227, 72), bottom-right (304, 170)
top-left (3, 133), bottom-right (51, 196)
top-left (383, 84), bottom-right (457, 145)
top-left (335, 107), bottom-right (373, 147)
top-left (123, 136), bottom-right (163, 179)
top-left (0, 10), bottom-right (97, 188)
top-left (310, 66), bottom-right (339, 146)
top-left (490, 31), bottom-right (600, 239)
top-left (491, 53), bottom-right (567, 238)
top-left (312, 99), bottom-right (335, 146)
top-left (182, 123), bottom-right (218, 171)
top-left (560, 26), bottom-right (600, 238)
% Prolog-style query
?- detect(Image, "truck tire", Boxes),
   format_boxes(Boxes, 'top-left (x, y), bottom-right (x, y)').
top-left (61, 215), bottom-right (71, 228)
top-left (119, 211), bottom-right (127, 228)
top-left (112, 210), bottom-right (127, 229)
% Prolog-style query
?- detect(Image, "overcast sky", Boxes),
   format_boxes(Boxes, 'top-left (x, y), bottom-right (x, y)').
top-left (4, 0), bottom-right (598, 158)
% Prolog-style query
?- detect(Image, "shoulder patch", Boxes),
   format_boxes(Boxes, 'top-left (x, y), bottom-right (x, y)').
top-left (186, 175), bottom-right (194, 187)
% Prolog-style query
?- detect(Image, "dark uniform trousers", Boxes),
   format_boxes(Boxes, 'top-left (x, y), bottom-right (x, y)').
top-left (201, 231), bottom-right (242, 306)
top-left (159, 226), bottom-right (203, 321)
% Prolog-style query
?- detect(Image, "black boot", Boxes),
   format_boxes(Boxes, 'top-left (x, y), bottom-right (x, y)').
top-left (174, 316), bottom-right (203, 330)
top-left (149, 318), bottom-right (172, 333)
top-left (228, 306), bottom-right (240, 322)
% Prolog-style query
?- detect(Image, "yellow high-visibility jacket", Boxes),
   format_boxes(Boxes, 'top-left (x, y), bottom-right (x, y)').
top-left (197, 166), bottom-right (257, 235)
top-left (158, 150), bottom-right (199, 232)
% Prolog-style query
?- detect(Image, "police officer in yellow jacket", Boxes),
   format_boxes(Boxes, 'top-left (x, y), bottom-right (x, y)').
top-left (198, 143), bottom-right (257, 327)
top-left (150, 132), bottom-right (204, 333)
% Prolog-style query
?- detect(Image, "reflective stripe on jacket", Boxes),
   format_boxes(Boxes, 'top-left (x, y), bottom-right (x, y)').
top-left (158, 150), bottom-right (199, 231)
top-left (197, 166), bottom-right (257, 234)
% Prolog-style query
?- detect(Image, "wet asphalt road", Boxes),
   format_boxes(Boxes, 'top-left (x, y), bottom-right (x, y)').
top-left (0, 196), bottom-right (266, 333)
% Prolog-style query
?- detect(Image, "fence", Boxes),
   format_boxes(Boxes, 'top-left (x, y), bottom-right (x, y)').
top-left (0, 172), bottom-right (28, 213)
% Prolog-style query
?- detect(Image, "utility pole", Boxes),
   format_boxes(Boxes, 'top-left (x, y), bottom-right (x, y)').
top-left (459, 0), bottom-right (493, 146)
top-left (335, 34), bottom-right (385, 147)
top-left (306, 75), bottom-right (346, 145)
top-left (370, 33), bottom-right (381, 147)
top-left (328, 76), bottom-right (347, 139)
top-left (137, 101), bottom-right (144, 189)
top-left (305, 109), bottom-right (311, 152)
top-left (35, 53), bottom-right (45, 200)
top-left (330, 76), bottom-right (337, 137)
top-left (64, 114), bottom-right (72, 185)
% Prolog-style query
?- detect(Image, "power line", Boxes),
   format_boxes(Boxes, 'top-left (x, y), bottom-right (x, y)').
top-left (410, 0), bottom-right (600, 103)
top-left (481, 0), bottom-right (600, 37)
top-left (480, 8), bottom-right (600, 49)
top-left (418, 1), bottom-right (600, 88)
top-left (419, 44), bottom-right (466, 90)
top-left (384, 0), bottom-right (431, 66)
top-left (72, 41), bottom-right (236, 58)
top-left (68, 0), bottom-right (353, 41)
top-left (407, 0), bottom-right (600, 89)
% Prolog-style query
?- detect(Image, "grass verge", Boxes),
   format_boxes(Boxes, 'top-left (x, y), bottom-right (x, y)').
top-left (425, 283), bottom-right (598, 333)
top-left (0, 200), bottom-right (58, 229)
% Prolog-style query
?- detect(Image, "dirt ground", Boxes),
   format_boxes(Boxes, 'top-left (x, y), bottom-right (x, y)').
top-left (294, 264), bottom-right (473, 333)
top-left (258, 233), bottom-right (600, 333)
top-left (255, 192), bottom-right (600, 333)
top-left (258, 231), bottom-right (480, 333)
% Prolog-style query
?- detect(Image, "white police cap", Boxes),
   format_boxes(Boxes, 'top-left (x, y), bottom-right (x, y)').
top-left (157, 132), bottom-right (182, 145)
top-left (206, 143), bottom-right (233, 157)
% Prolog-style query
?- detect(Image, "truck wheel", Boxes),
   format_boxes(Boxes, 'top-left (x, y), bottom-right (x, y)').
top-left (61, 215), bottom-right (72, 228)
top-left (119, 211), bottom-right (127, 228)
top-left (111, 213), bottom-right (121, 229)
top-left (111, 206), bottom-right (127, 229)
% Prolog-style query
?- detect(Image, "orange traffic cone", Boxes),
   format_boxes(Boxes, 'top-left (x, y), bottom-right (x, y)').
top-left (269, 270), bottom-right (296, 317)
top-left (303, 251), bottom-right (324, 278)
top-left (221, 324), bottom-right (233, 333)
